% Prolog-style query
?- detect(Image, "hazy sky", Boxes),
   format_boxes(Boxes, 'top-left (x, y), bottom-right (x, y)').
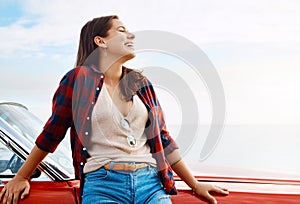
top-left (1, 0), bottom-right (300, 128)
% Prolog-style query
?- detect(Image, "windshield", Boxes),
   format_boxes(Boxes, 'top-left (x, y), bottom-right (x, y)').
top-left (0, 104), bottom-right (43, 143)
top-left (0, 103), bottom-right (74, 178)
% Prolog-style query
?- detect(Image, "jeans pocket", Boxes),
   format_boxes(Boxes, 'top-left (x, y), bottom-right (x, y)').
top-left (85, 167), bottom-right (109, 182)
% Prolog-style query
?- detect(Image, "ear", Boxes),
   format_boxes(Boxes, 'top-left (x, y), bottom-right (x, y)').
top-left (94, 36), bottom-right (107, 48)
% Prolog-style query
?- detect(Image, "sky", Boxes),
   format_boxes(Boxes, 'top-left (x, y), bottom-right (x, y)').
top-left (1, 0), bottom-right (300, 129)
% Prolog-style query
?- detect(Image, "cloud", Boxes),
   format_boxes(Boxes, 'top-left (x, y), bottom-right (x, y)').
top-left (1, 0), bottom-right (300, 57)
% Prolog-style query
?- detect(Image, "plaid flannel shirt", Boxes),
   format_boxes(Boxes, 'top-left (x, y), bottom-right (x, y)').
top-left (35, 65), bottom-right (178, 195)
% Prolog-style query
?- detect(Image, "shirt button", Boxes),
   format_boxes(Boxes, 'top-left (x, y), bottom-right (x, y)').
top-left (87, 116), bottom-right (90, 120)
top-left (85, 131), bottom-right (89, 136)
top-left (83, 147), bottom-right (87, 151)
top-left (92, 101), bottom-right (94, 105)
top-left (100, 74), bottom-right (104, 79)
top-left (80, 162), bottom-right (84, 166)
top-left (96, 87), bottom-right (100, 91)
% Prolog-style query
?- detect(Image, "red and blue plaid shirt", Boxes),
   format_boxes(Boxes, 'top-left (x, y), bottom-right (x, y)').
top-left (35, 65), bottom-right (178, 195)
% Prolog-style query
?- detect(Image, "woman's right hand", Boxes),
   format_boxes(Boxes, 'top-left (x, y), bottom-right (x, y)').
top-left (0, 174), bottom-right (30, 204)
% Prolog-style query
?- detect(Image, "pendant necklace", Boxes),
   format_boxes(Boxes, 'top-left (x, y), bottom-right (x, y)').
top-left (108, 83), bottom-right (137, 147)
top-left (121, 118), bottom-right (136, 147)
top-left (120, 98), bottom-right (136, 147)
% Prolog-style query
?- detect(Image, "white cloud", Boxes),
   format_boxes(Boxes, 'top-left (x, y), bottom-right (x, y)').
top-left (1, 0), bottom-right (300, 56)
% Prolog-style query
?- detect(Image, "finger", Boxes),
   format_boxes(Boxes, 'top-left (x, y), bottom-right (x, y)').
top-left (4, 192), bottom-right (13, 204)
top-left (218, 188), bottom-right (229, 195)
top-left (204, 191), bottom-right (218, 204)
top-left (2, 192), bottom-right (8, 204)
top-left (216, 185), bottom-right (228, 191)
top-left (0, 188), bottom-right (6, 201)
top-left (21, 186), bottom-right (30, 199)
top-left (13, 192), bottom-right (20, 204)
top-left (213, 186), bottom-right (229, 195)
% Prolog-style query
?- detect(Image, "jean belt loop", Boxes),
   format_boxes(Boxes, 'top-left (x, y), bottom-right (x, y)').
top-left (110, 161), bottom-right (114, 170)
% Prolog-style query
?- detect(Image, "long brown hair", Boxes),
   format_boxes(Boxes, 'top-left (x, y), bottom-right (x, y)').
top-left (76, 15), bottom-right (144, 101)
top-left (76, 15), bottom-right (118, 67)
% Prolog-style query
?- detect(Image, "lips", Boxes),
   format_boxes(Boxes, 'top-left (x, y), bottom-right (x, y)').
top-left (124, 42), bottom-right (134, 47)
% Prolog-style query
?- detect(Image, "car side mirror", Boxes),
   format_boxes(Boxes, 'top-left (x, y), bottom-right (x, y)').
top-left (31, 169), bottom-right (41, 178)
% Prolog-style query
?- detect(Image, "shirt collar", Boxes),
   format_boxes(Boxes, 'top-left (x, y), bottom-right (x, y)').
top-left (89, 64), bottom-right (103, 75)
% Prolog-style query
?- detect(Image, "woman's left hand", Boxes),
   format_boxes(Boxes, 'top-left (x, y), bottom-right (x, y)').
top-left (193, 182), bottom-right (229, 204)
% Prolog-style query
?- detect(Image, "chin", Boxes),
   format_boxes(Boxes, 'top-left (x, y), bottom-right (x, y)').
top-left (123, 52), bottom-right (136, 61)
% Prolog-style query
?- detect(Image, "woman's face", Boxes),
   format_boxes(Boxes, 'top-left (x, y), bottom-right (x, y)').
top-left (103, 19), bottom-right (135, 61)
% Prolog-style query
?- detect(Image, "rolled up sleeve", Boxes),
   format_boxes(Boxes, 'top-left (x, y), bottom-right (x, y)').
top-left (35, 72), bottom-right (74, 153)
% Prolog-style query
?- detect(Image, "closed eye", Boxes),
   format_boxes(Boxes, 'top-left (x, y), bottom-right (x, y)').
top-left (118, 26), bottom-right (127, 32)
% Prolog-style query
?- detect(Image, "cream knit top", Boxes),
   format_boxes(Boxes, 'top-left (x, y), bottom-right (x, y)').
top-left (83, 83), bottom-right (157, 173)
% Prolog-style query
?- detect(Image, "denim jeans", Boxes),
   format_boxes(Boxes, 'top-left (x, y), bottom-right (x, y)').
top-left (82, 163), bottom-right (172, 204)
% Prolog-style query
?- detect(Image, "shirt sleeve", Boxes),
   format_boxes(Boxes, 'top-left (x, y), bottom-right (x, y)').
top-left (146, 78), bottom-right (179, 155)
top-left (35, 71), bottom-right (75, 153)
top-left (159, 118), bottom-right (179, 155)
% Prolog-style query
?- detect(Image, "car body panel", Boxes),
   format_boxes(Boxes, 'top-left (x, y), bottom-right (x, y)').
top-left (3, 178), bottom-right (300, 204)
top-left (172, 178), bottom-right (300, 203)
top-left (0, 181), bottom-right (78, 204)
top-left (172, 191), bottom-right (300, 204)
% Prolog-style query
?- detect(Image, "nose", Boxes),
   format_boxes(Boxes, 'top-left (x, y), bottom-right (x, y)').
top-left (127, 32), bottom-right (135, 40)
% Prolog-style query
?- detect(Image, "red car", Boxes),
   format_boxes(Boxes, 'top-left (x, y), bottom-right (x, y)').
top-left (1, 102), bottom-right (300, 203)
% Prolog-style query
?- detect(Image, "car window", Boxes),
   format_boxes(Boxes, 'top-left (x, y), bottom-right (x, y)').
top-left (0, 141), bottom-right (14, 175)
top-left (0, 105), bottom-right (41, 143)
top-left (0, 141), bottom-right (49, 181)
top-left (0, 103), bottom-right (74, 179)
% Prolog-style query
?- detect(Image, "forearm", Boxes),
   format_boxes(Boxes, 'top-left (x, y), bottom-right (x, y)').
top-left (16, 145), bottom-right (49, 180)
top-left (171, 159), bottom-right (197, 189)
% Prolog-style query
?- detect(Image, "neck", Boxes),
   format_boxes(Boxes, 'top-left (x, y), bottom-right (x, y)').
top-left (98, 51), bottom-right (132, 87)
top-left (104, 63), bottom-right (123, 86)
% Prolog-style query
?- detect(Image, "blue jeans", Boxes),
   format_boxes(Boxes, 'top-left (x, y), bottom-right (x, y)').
top-left (82, 164), bottom-right (172, 204)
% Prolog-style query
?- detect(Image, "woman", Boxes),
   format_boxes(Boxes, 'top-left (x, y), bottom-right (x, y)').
top-left (0, 15), bottom-right (229, 204)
